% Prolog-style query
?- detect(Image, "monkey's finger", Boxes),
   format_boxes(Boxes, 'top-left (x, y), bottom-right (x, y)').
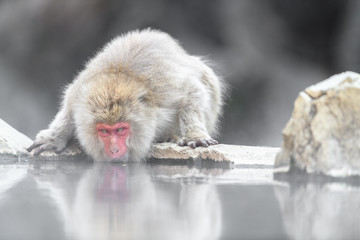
top-left (33, 143), bottom-right (55, 156)
top-left (188, 141), bottom-right (197, 149)
top-left (206, 139), bottom-right (218, 146)
top-left (178, 139), bottom-right (187, 146)
top-left (54, 145), bottom-right (66, 154)
top-left (27, 142), bottom-right (43, 152)
top-left (197, 140), bottom-right (209, 147)
top-left (54, 149), bottom-right (63, 154)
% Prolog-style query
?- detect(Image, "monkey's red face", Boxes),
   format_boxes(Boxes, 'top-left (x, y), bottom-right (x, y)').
top-left (96, 122), bottom-right (130, 159)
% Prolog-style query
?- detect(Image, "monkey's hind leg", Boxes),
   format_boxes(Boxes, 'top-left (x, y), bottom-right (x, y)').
top-left (177, 106), bottom-right (218, 149)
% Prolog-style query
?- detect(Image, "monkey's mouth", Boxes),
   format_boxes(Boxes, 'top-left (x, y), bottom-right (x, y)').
top-left (105, 149), bottom-right (129, 161)
top-left (106, 151), bottom-right (126, 159)
top-left (104, 143), bottom-right (128, 160)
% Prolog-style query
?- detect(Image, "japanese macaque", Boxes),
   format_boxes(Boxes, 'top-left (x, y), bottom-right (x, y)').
top-left (27, 29), bottom-right (224, 162)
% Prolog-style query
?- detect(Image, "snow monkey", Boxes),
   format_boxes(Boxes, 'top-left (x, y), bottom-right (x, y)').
top-left (27, 29), bottom-right (224, 162)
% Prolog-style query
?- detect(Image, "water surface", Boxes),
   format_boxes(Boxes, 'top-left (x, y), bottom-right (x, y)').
top-left (0, 158), bottom-right (359, 240)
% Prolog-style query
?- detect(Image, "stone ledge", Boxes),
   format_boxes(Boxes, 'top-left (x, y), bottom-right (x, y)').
top-left (0, 118), bottom-right (279, 165)
top-left (150, 143), bottom-right (278, 166)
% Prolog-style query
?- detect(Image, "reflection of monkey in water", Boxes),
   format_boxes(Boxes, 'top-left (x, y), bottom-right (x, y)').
top-left (28, 29), bottom-right (225, 162)
top-left (30, 163), bottom-right (222, 240)
top-left (96, 166), bottom-right (129, 201)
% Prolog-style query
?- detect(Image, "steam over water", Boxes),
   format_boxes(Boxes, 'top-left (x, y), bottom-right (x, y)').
top-left (0, 0), bottom-right (359, 146)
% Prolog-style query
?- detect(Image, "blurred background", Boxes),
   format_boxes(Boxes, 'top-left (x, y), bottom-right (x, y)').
top-left (0, 0), bottom-right (359, 147)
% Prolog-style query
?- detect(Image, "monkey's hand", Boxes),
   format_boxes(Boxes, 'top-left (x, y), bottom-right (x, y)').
top-left (177, 110), bottom-right (219, 149)
top-left (178, 137), bottom-right (218, 149)
top-left (27, 129), bottom-right (69, 156)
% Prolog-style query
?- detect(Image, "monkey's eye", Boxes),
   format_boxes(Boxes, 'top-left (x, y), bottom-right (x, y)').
top-left (117, 128), bottom-right (124, 133)
top-left (99, 129), bottom-right (109, 134)
top-left (116, 127), bottom-right (128, 136)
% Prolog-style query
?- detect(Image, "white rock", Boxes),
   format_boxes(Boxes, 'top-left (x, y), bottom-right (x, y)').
top-left (0, 118), bottom-right (32, 156)
top-left (0, 118), bottom-right (82, 157)
top-left (275, 71), bottom-right (360, 176)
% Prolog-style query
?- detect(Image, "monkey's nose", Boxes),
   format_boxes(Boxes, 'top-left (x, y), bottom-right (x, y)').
top-left (110, 147), bottom-right (119, 154)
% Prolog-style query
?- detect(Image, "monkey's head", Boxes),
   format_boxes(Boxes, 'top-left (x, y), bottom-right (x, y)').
top-left (95, 122), bottom-right (130, 159)
top-left (74, 72), bottom-right (157, 162)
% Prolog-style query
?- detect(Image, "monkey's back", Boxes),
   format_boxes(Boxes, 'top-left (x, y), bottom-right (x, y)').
top-left (30, 29), bottom-right (224, 162)
top-left (83, 29), bottom-right (224, 135)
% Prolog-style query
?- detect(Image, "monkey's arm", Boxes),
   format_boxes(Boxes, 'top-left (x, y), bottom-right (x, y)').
top-left (178, 105), bottom-right (218, 149)
top-left (27, 85), bottom-right (76, 155)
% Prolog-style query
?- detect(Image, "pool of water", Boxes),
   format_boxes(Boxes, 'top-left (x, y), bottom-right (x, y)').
top-left (0, 157), bottom-right (359, 240)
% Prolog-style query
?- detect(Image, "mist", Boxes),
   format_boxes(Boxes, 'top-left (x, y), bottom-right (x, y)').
top-left (0, 0), bottom-right (359, 147)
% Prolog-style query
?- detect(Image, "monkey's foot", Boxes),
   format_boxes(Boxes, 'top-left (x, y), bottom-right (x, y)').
top-left (178, 138), bottom-right (218, 149)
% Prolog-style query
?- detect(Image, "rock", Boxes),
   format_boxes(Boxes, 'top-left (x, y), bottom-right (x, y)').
top-left (0, 118), bottom-right (32, 156)
top-left (0, 118), bottom-right (82, 158)
top-left (150, 142), bottom-right (279, 166)
top-left (275, 71), bottom-right (360, 176)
